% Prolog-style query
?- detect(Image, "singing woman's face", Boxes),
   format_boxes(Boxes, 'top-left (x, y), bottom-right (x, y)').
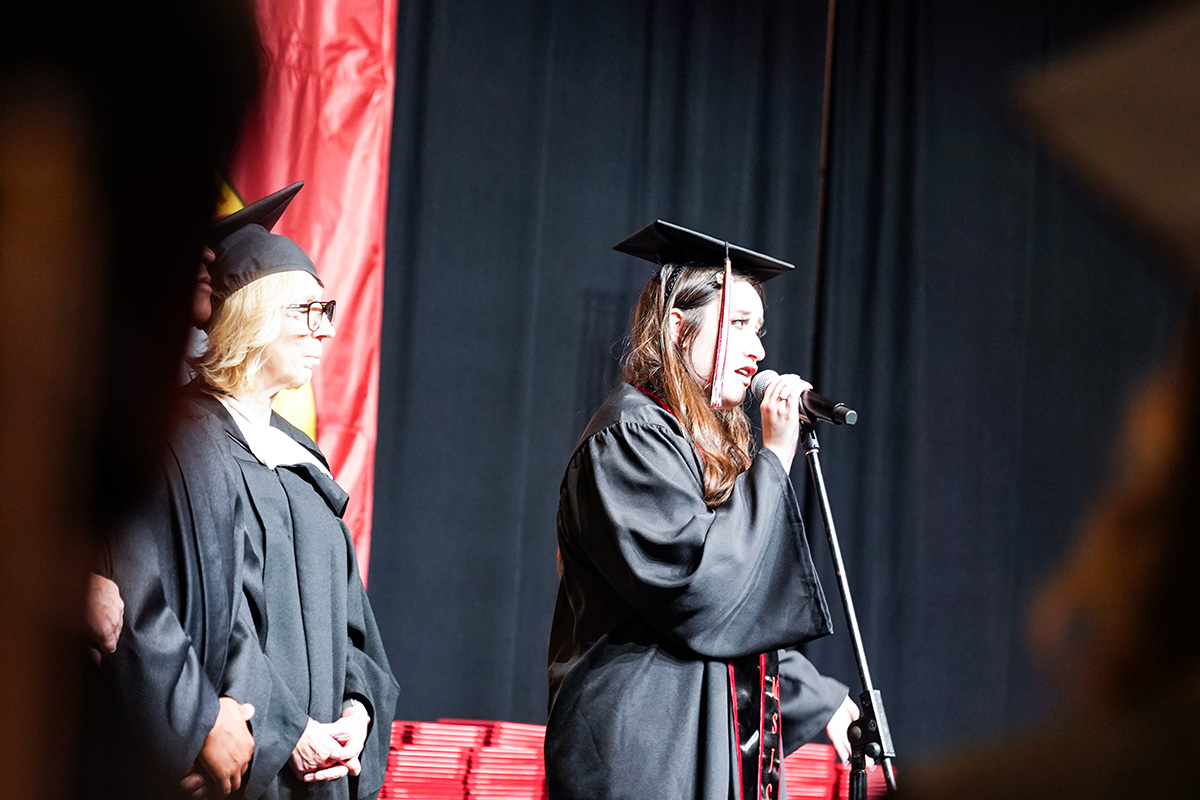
top-left (674, 277), bottom-right (765, 409)
top-left (257, 271), bottom-right (335, 395)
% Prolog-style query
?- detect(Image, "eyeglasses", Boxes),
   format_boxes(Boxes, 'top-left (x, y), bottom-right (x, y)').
top-left (285, 300), bottom-right (337, 332)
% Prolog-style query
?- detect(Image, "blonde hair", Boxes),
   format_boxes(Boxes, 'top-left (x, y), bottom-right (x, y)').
top-left (623, 265), bottom-right (763, 507)
top-left (190, 270), bottom-right (310, 396)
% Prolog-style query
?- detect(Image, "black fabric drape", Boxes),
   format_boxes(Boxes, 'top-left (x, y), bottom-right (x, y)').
top-left (370, 0), bottom-right (1184, 758)
top-left (797, 0), bottom-right (1184, 755)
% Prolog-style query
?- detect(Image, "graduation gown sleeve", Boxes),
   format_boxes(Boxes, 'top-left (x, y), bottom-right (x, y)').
top-left (238, 652), bottom-right (309, 800)
top-left (236, 513), bottom-right (308, 800)
top-left (106, 476), bottom-right (220, 777)
top-left (560, 418), bottom-right (831, 660)
top-left (104, 404), bottom-right (262, 778)
top-left (340, 521), bottom-right (401, 800)
top-left (777, 648), bottom-right (848, 754)
top-left (239, 523), bottom-right (397, 800)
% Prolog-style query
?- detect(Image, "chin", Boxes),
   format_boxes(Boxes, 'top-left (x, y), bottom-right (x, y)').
top-left (192, 300), bottom-right (212, 326)
top-left (718, 391), bottom-right (748, 410)
top-left (285, 373), bottom-right (313, 390)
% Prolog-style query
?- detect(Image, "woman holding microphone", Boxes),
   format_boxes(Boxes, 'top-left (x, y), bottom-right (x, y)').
top-left (546, 221), bottom-right (855, 800)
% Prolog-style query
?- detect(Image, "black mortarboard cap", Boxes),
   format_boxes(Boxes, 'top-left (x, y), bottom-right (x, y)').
top-left (207, 181), bottom-right (304, 246)
top-left (613, 219), bottom-right (794, 282)
top-left (209, 223), bottom-right (321, 302)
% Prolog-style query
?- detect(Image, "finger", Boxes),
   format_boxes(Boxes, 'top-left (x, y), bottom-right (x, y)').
top-left (346, 756), bottom-right (362, 776)
top-left (768, 376), bottom-right (792, 401)
top-left (773, 392), bottom-right (799, 418)
top-left (303, 765), bottom-right (351, 782)
top-left (770, 376), bottom-right (803, 405)
top-left (329, 742), bottom-right (356, 762)
top-left (771, 373), bottom-right (802, 390)
top-left (763, 384), bottom-right (791, 412)
top-left (240, 703), bottom-right (255, 721)
top-left (784, 379), bottom-right (810, 408)
top-left (179, 772), bottom-right (205, 794)
top-left (104, 626), bottom-right (121, 652)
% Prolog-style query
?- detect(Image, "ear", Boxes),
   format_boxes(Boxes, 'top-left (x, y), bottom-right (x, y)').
top-left (667, 307), bottom-right (685, 347)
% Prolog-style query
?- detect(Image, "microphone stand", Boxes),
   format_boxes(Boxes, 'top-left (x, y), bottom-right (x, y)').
top-left (800, 420), bottom-right (897, 797)
top-left (806, 0), bottom-right (895, 791)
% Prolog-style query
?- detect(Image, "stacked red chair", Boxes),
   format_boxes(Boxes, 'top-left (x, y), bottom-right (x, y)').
top-left (383, 720), bottom-right (864, 799)
top-left (382, 721), bottom-right (479, 799)
top-left (783, 743), bottom-right (838, 800)
top-left (484, 720), bottom-right (548, 750)
top-left (381, 719), bottom-right (547, 800)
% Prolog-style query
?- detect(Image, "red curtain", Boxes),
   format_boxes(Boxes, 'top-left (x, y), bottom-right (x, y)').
top-left (228, 0), bottom-right (398, 583)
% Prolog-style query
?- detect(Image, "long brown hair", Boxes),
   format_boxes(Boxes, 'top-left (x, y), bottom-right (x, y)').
top-left (623, 265), bottom-right (764, 507)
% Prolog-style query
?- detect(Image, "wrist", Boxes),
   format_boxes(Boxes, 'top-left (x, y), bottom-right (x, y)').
top-left (341, 698), bottom-right (369, 721)
top-left (763, 444), bottom-right (794, 474)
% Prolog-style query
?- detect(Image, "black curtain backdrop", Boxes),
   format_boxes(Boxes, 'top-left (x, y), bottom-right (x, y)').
top-left (370, 0), bottom-right (1185, 759)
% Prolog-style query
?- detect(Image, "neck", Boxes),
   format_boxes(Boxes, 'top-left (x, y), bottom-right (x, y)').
top-left (230, 385), bottom-right (278, 427)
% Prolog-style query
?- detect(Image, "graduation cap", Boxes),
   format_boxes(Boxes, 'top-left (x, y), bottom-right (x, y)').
top-left (208, 222), bottom-right (321, 303)
top-left (207, 180), bottom-right (304, 246)
top-left (614, 220), bottom-right (795, 407)
top-left (614, 219), bottom-right (795, 282)
top-left (1011, 2), bottom-right (1200, 283)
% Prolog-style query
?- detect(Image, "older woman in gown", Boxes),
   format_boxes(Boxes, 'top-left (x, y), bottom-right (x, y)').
top-left (186, 222), bottom-right (398, 799)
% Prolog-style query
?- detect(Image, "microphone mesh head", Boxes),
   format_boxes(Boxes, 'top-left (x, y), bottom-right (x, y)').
top-left (750, 369), bottom-right (779, 401)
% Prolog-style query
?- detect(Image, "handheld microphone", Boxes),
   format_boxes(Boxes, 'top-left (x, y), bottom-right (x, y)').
top-left (750, 369), bottom-right (858, 425)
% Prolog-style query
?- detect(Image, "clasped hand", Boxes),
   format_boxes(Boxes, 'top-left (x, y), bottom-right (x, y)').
top-left (180, 697), bottom-right (255, 799)
top-left (85, 573), bottom-right (123, 661)
top-left (289, 703), bottom-right (371, 783)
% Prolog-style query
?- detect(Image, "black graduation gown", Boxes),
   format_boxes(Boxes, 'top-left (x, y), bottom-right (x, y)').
top-left (191, 393), bottom-right (399, 800)
top-left (546, 384), bottom-right (846, 800)
top-left (100, 391), bottom-right (270, 797)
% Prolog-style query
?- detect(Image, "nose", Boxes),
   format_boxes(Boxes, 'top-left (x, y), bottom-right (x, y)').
top-left (747, 332), bottom-right (765, 362)
top-left (313, 312), bottom-right (336, 340)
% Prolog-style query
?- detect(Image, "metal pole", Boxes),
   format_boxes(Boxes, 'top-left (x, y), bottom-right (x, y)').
top-left (801, 422), bottom-right (897, 795)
